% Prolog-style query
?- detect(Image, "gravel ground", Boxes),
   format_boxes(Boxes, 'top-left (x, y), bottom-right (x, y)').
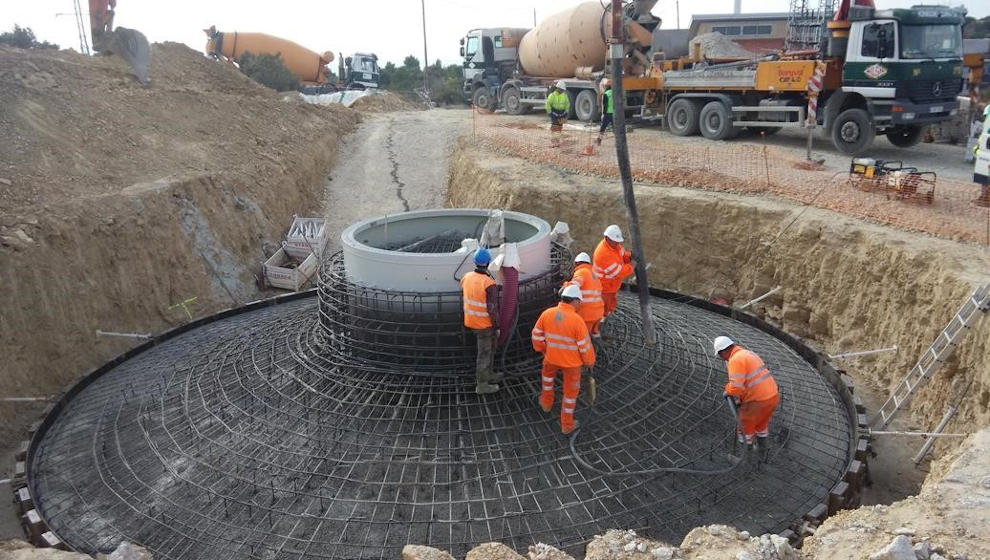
top-left (322, 109), bottom-right (472, 251)
top-left (474, 112), bottom-right (989, 244)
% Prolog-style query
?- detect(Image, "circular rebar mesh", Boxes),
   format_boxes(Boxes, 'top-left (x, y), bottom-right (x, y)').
top-left (316, 248), bottom-right (570, 377)
top-left (29, 293), bottom-right (852, 559)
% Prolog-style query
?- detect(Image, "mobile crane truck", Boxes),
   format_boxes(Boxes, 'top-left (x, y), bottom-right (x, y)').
top-left (463, 0), bottom-right (966, 155)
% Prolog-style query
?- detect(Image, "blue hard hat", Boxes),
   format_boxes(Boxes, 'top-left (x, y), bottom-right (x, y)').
top-left (474, 248), bottom-right (492, 265)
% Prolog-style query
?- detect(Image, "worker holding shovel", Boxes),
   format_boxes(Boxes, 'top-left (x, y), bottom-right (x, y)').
top-left (714, 336), bottom-right (779, 463)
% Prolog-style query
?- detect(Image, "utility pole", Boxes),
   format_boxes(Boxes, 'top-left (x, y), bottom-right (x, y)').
top-left (421, 0), bottom-right (429, 95)
top-left (534, 9), bottom-right (537, 26)
top-left (610, 0), bottom-right (656, 345)
top-left (676, 1), bottom-right (681, 30)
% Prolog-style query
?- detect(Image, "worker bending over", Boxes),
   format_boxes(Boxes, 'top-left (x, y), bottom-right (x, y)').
top-left (532, 284), bottom-right (595, 434)
top-left (714, 336), bottom-right (779, 460)
top-left (595, 80), bottom-right (613, 146)
top-left (593, 224), bottom-right (634, 320)
top-left (461, 249), bottom-right (500, 394)
top-left (546, 81), bottom-right (570, 148)
top-left (563, 252), bottom-right (605, 338)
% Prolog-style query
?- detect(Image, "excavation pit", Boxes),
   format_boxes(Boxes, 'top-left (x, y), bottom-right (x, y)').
top-left (21, 210), bottom-right (864, 559)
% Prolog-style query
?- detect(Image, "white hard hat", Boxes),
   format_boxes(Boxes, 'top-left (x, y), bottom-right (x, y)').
top-left (713, 336), bottom-right (734, 354)
top-left (603, 224), bottom-right (624, 242)
top-left (556, 80), bottom-right (566, 89)
top-left (561, 284), bottom-right (583, 301)
top-left (574, 252), bottom-right (592, 264)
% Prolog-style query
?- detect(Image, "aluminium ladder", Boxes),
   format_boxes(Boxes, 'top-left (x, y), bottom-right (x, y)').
top-left (873, 283), bottom-right (990, 429)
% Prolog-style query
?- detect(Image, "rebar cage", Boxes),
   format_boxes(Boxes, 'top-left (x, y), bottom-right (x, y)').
top-left (316, 247), bottom-right (571, 377)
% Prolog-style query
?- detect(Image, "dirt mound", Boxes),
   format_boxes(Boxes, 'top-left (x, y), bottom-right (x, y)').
top-left (0, 42), bottom-right (357, 214)
top-left (0, 42), bottom-right (360, 448)
top-left (689, 32), bottom-right (755, 59)
top-left (350, 91), bottom-right (423, 113)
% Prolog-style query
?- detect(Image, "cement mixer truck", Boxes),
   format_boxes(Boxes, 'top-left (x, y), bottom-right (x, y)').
top-left (461, 1), bottom-right (661, 121)
top-left (205, 27), bottom-right (381, 91)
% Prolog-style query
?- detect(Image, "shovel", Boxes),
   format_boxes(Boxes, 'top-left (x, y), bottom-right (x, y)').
top-left (724, 395), bottom-right (744, 465)
top-left (581, 366), bottom-right (597, 406)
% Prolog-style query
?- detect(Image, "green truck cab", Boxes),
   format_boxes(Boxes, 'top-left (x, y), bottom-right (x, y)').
top-left (825, 5), bottom-right (965, 153)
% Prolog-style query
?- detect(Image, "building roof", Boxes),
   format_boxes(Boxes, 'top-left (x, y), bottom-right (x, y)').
top-left (690, 12), bottom-right (790, 23)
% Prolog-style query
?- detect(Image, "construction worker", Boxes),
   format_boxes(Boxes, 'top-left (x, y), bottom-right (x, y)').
top-left (592, 224), bottom-right (634, 319)
top-left (563, 252), bottom-right (605, 338)
top-left (532, 284), bottom-right (595, 434)
top-left (595, 80), bottom-right (613, 146)
top-left (546, 80), bottom-right (570, 148)
top-left (461, 248), bottom-right (500, 394)
top-left (714, 336), bottom-right (780, 460)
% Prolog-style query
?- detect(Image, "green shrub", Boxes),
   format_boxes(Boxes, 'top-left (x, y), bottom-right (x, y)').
top-left (237, 51), bottom-right (299, 92)
top-left (0, 25), bottom-right (58, 49)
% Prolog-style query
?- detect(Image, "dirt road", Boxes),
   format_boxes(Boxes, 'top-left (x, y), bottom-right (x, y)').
top-left (322, 109), bottom-right (472, 250)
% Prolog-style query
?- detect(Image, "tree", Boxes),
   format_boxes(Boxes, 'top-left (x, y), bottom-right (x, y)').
top-left (378, 54), bottom-right (467, 105)
top-left (237, 51), bottom-right (299, 92)
top-left (0, 25), bottom-right (58, 49)
top-left (963, 16), bottom-right (990, 38)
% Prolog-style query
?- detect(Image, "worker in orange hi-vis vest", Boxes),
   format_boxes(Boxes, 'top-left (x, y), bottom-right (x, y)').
top-left (592, 224), bottom-right (634, 320)
top-left (531, 284), bottom-right (596, 434)
top-left (460, 248), bottom-right (500, 395)
top-left (562, 252), bottom-right (605, 338)
top-left (714, 336), bottom-right (780, 460)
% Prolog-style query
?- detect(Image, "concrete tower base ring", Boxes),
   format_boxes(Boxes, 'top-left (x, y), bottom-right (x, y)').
top-left (18, 210), bottom-right (868, 559)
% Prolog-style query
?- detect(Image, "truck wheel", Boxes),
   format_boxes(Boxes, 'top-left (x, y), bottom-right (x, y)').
top-left (886, 125), bottom-right (923, 148)
top-left (473, 87), bottom-right (495, 112)
top-left (699, 101), bottom-right (739, 140)
top-left (667, 98), bottom-right (700, 136)
top-left (574, 89), bottom-right (600, 122)
top-left (502, 87), bottom-right (527, 115)
top-left (830, 108), bottom-right (874, 155)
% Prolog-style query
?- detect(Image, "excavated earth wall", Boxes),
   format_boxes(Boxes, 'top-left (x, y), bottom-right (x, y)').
top-left (447, 141), bottom-right (990, 444)
top-left (0, 43), bottom-right (361, 448)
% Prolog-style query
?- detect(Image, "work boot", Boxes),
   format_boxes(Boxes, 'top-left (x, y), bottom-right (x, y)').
top-left (539, 396), bottom-right (552, 413)
top-left (595, 136), bottom-right (602, 146)
top-left (562, 419), bottom-right (580, 435)
top-left (475, 383), bottom-right (499, 395)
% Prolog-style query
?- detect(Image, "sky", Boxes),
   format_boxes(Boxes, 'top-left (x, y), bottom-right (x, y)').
top-left (2, 0), bottom-right (986, 68)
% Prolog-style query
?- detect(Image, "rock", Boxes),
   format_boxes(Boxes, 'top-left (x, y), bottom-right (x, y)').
top-left (869, 535), bottom-right (917, 560)
top-left (914, 541), bottom-right (931, 560)
top-left (527, 543), bottom-right (575, 560)
top-left (104, 542), bottom-right (153, 560)
top-left (894, 527), bottom-right (916, 536)
top-left (736, 553), bottom-right (753, 560)
top-left (636, 542), bottom-right (648, 553)
top-left (930, 555), bottom-right (946, 560)
top-left (402, 544), bottom-right (457, 560)
top-left (739, 531), bottom-right (751, 540)
top-left (466, 542), bottom-right (526, 560)
top-left (769, 534), bottom-right (798, 560)
top-left (1, 228), bottom-right (34, 251)
top-left (708, 526), bottom-right (724, 536)
top-left (651, 547), bottom-right (675, 560)
top-left (624, 541), bottom-right (638, 552)
top-left (0, 177), bottom-right (12, 186)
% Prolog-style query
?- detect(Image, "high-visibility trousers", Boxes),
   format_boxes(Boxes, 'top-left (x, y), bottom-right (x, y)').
top-left (539, 361), bottom-right (582, 433)
top-left (586, 319), bottom-right (601, 336)
top-left (602, 292), bottom-right (619, 316)
top-left (737, 393), bottom-right (780, 443)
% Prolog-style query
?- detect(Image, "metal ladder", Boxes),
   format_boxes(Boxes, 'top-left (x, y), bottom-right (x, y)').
top-left (873, 283), bottom-right (990, 429)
